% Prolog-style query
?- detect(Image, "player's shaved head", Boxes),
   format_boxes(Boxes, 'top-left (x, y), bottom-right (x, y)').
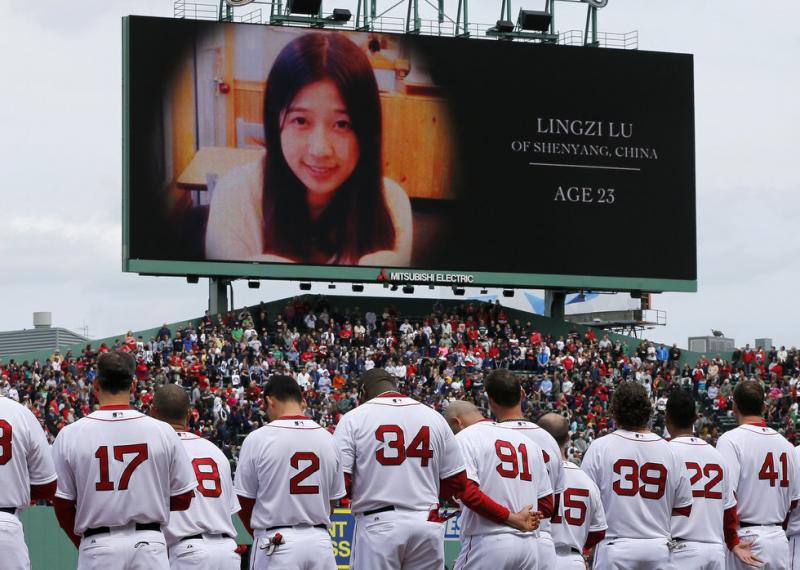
top-left (666, 389), bottom-right (697, 429)
top-left (733, 380), bottom-right (765, 417)
top-left (538, 413), bottom-right (569, 448)
top-left (359, 368), bottom-right (397, 400)
top-left (96, 351), bottom-right (136, 394)
top-left (444, 400), bottom-right (484, 434)
top-left (445, 400), bottom-right (482, 422)
top-left (152, 384), bottom-right (190, 425)
top-left (485, 369), bottom-right (522, 407)
top-left (611, 381), bottom-right (652, 430)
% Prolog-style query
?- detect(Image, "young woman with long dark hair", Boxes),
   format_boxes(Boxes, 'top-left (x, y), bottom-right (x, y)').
top-left (205, 32), bottom-right (412, 265)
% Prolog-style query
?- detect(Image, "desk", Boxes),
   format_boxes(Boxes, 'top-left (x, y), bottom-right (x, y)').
top-left (177, 146), bottom-right (265, 206)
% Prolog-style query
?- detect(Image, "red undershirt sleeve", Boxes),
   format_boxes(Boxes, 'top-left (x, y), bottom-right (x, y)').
top-left (537, 494), bottom-right (554, 519)
top-left (439, 470), bottom-right (468, 503)
top-left (30, 481), bottom-right (57, 503)
top-left (724, 506), bottom-right (741, 550)
top-left (584, 529), bottom-right (606, 553)
top-left (237, 495), bottom-right (255, 537)
top-left (169, 490), bottom-right (194, 512)
top-left (672, 505), bottom-right (692, 517)
top-left (344, 473), bottom-right (353, 499)
top-left (52, 497), bottom-right (81, 548)
top-left (459, 478), bottom-right (510, 524)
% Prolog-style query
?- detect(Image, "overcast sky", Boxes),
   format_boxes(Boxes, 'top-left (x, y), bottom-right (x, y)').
top-left (1, 0), bottom-right (798, 348)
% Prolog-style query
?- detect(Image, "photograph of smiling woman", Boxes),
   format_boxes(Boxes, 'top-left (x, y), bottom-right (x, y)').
top-left (205, 32), bottom-right (413, 266)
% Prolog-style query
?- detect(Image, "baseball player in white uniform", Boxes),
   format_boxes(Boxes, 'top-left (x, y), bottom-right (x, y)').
top-left (235, 374), bottom-right (345, 570)
top-left (52, 352), bottom-right (197, 570)
top-left (150, 384), bottom-right (241, 569)
top-left (785, 445), bottom-right (800, 569)
top-left (445, 401), bottom-right (549, 570)
top-left (664, 389), bottom-right (761, 569)
top-left (581, 381), bottom-right (693, 570)
top-left (484, 369), bottom-right (565, 568)
top-left (538, 412), bottom-right (607, 570)
top-left (716, 380), bottom-right (800, 570)
top-left (0, 394), bottom-right (58, 570)
top-left (333, 368), bottom-right (467, 570)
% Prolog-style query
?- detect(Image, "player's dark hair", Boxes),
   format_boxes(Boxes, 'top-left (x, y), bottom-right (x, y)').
top-left (152, 384), bottom-right (191, 424)
top-left (734, 380), bottom-right (764, 416)
top-left (610, 381), bottom-right (652, 430)
top-left (96, 352), bottom-right (135, 394)
top-left (665, 389), bottom-right (696, 429)
top-left (485, 369), bottom-right (521, 407)
top-left (359, 368), bottom-right (397, 400)
top-left (265, 374), bottom-right (303, 404)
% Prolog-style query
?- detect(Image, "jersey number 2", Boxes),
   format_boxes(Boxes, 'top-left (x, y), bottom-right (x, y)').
top-left (0, 420), bottom-right (11, 466)
top-left (290, 452), bottom-right (320, 494)
top-left (95, 444), bottom-right (149, 491)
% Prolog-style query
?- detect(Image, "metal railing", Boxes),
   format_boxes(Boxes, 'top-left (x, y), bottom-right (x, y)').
top-left (559, 29), bottom-right (638, 49)
top-left (173, 1), bottom-right (637, 48)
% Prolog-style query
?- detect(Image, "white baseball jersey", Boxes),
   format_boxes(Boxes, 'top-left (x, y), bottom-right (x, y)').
top-left (500, 419), bottom-right (566, 537)
top-left (163, 432), bottom-right (240, 546)
top-left (669, 435), bottom-right (735, 544)
top-left (581, 429), bottom-right (692, 540)
top-left (784, 445), bottom-right (800, 537)
top-left (235, 415), bottom-right (345, 529)
top-left (551, 460), bottom-right (607, 552)
top-left (0, 396), bottom-right (56, 509)
top-left (333, 393), bottom-right (464, 513)
top-left (52, 406), bottom-right (196, 535)
top-left (716, 423), bottom-right (800, 525)
top-left (455, 420), bottom-right (552, 537)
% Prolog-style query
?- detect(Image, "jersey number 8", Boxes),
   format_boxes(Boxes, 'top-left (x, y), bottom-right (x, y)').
top-left (0, 420), bottom-right (11, 466)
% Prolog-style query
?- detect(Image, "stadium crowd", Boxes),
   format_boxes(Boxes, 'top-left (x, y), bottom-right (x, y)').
top-left (1, 297), bottom-right (798, 471)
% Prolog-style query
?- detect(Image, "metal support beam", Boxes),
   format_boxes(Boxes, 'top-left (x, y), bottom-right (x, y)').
top-left (456, 0), bottom-right (470, 36)
top-left (544, 290), bottom-right (566, 320)
top-left (209, 278), bottom-right (230, 316)
top-left (406, 0), bottom-right (420, 33)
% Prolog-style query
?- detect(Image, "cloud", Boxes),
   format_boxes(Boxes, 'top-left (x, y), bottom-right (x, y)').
top-left (1, 0), bottom-right (799, 350)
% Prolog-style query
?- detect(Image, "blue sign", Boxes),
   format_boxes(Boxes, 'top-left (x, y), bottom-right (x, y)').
top-left (330, 509), bottom-right (355, 569)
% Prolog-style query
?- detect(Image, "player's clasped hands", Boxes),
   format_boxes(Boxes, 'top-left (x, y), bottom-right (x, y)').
top-left (506, 504), bottom-right (542, 532)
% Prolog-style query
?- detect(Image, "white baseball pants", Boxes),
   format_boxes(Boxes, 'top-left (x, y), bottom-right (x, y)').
top-left (790, 533), bottom-right (800, 570)
top-left (454, 532), bottom-right (538, 570)
top-left (351, 509), bottom-right (444, 570)
top-left (593, 537), bottom-right (673, 570)
top-left (726, 525), bottom-right (789, 570)
top-left (249, 526), bottom-right (336, 570)
top-left (554, 545), bottom-right (585, 570)
top-left (0, 511), bottom-right (29, 570)
top-left (537, 532), bottom-right (556, 569)
top-left (169, 534), bottom-right (240, 570)
top-left (670, 540), bottom-right (724, 569)
top-left (78, 524), bottom-right (169, 570)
